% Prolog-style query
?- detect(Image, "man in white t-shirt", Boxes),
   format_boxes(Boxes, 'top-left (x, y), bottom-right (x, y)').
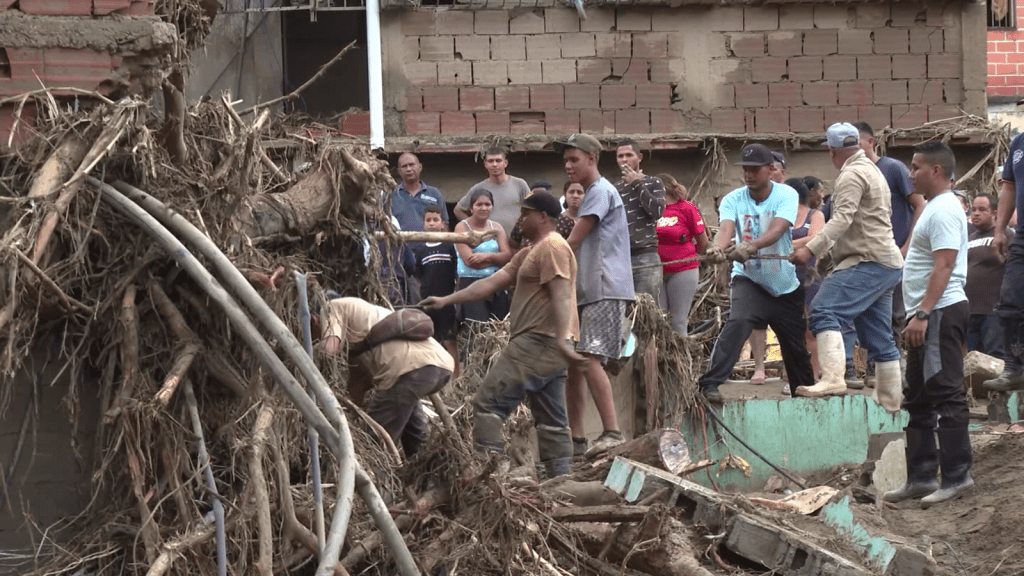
top-left (883, 141), bottom-right (973, 507)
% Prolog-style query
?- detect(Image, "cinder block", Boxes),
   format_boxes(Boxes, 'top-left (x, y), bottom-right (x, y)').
top-left (456, 36), bottom-right (490, 61)
top-left (420, 36), bottom-right (455, 61)
top-left (854, 5), bottom-right (889, 29)
top-left (651, 11), bottom-right (688, 33)
top-left (711, 59), bottom-right (747, 83)
top-left (838, 81), bottom-right (873, 106)
top-left (476, 111), bottom-right (511, 133)
top-left (890, 4), bottom-right (924, 27)
top-left (859, 105), bottom-right (891, 129)
top-left (545, 8), bottom-right (580, 32)
top-left (744, 6), bottom-right (779, 31)
top-left (402, 37), bottom-right (419, 60)
top-left (530, 85), bottom-right (564, 109)
top-left (824, 106), bottom-right (857, 126)
top-left (822, 56), bottom-right (857, 80)
top-left (745, 111), bottom-right (756, 132)
top-left (581, 8), bottom-right (616, 32)
top-left (926, 5), bottom-right (954, 27)
top-left (437, 11), bottom-right (474, 35)
top-left (892, 54), bottom-right (926, 79)
top-left (507, 61), bottom-right (542, 84)
top-left (475, 11), bottom-right (509, 35)
top-left (342, 112), bottom-right (370, 136)
top-left (839, 30), bottom-right (873, 55)
top-left (790, 108), bottom-right (825, 132)
top-left (473, 61), bottom-right (508, 86)
top-left (510, 10), bottom-right (544, 34)
top-left (712, 109), bottom-right (746, 133)
top-left (617, 9), bottom-right (653, 32)
top-left (546, 109), bottom-right (580, 134)
top-left (735, 84), bottom-right (769, 108)
top-left (405, 112), bottom-right (440, 134)
top-left (652, 109), bottom-right (692, 132)
top-left (601, 84), bottom-right (636, 108)
top-left (768, 32), bottom-right (802, 57)
top-left (874, 28), bottom-right (909, 54)
top-left (613, 58), bottom-right (648, 83)
top-left (769, 83), bottom-right (802, 107)
top-left (423, 86), bottom-right (460, 111)
top-left (596, 33), bottom-right (632, 58)
top-left (729, 33), bottom-right (765, 58)
top-left (580, 109), bottom-right (616, 134)
top-left (874, 80), bottom-right (908, 104)
top-left (400, 10), bottom-right (437, 36)
top-left (891, 104), bottom-right (928, 128)
top-left (542, 59), bottom-right (577, 83)
top-left (405, 87), bottom-right (423, 112)
top-left (929, 105), bottom-right (961, 121)
top-left (858, 55), bottom-right (892, 79)
top-left (577, 59), bottom-right (612, 83)
top-left (928, 54), bottom-right (961, 78)
top-left (491, 35), bottom-right (526, 60)
top-left (910, 28), bottom-right (944, 54)
top-left (710, 7), bottom-right (745, 32)
top-left (755, 108), bottom-right (789, 132)
top-left (511, 117), bottom-right (545, 134)
top-left (496, 86), bottom-right (530, 110)
top-left (561, 33), bottom-right (597, 58)
top-left (649, 60), bottom-right (672, 83)
top-left (751, 58), bottom-right (787, 83)
top-left (20, 0), bottom-right (90, 14)
top-left (616, 109), bottom-right (651, 133)
top-left (460, 87), bottom-right (494, 110)
top-left (914, 79), bottom-right (945, 105)
top-left (633, 33), bottom-right (668, 59)
top-left (803, 82), bottom-right (838, 106)
top-left (565, 84), bottom-right (601, 108)
top-left (527, 35), bottom-right (562, 60)
top-left (779, 6), bottom-right (814, 29)
top-left (945, 81), bottom-right (963, 104)
top-left (803, 30), bottom-right (838, 56)
top-left (714, 84), bottom-right (736, 108)
top-left (789, 57), bottom-right (823, 81)
top-left (636, 84), bottom-right (671, 108)
top-left (441, 112), bottom-right (476, 135)
top-left (813, 5), bottom-right (849, 29)
top-left (944, 29), bottom-right (961, 54)
top-left (404, 62), bottom-right (438, 86)
top-left (438, 61), bottom-right (473, 85)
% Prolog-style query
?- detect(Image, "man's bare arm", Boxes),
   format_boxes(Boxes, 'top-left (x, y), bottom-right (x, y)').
top-left (566, 215), bottom-right (597, 250)
top-left (425, 269), bottom-right (514, 308)
top-left (713, 220), bottom-right (736, 250)
top-left (919, 249), bottom-right (957, 314)
top-left (751, 217), bottom-right (791, 250)
top-left (547, 276), bottom-right (586, 362)
top-left (900, 193), bottom-right (927, 254)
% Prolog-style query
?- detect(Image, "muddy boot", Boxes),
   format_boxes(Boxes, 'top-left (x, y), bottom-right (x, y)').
top-left (871, 360), bottom-right (903, 412)
top-left (983, 358), bottom-right (1024, 392)
top-left (797, 331), bottom-right (848, 397)
top-left (584, 430), bottom-right (625, 458)
top-left (472, 411), bottom-right (505, 454)
top-left (536, 424), bottom-right (573, 479)
top-left (883, 427), bottom-right (938, 502)
top-left (700, 383), bottom-right (724, 403)
top-left (538, 457), bottom-right (572, 479)
top-left (921, 427), bottom-right (974, 508)
top-left (845, 365), bottom-right (865, 389)
top-left (864, 362), bottom-right (876, 389)
top-left (572, 437), bottom-right (588, 460)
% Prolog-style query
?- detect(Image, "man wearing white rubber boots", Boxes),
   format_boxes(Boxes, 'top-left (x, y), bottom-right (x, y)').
top-left (790, 123), bottom-right (904, 405)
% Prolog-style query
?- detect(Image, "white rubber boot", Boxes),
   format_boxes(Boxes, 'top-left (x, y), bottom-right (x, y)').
top-left (871, 359), bottom-right (903, 412)
top-left (796, 331), bottom-right (848, 397)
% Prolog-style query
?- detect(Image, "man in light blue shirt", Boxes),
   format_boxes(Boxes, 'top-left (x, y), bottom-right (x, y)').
top-left (391, 153), bottom-right (449, 234)
top-left (697, 143), bottom-right (813, 402)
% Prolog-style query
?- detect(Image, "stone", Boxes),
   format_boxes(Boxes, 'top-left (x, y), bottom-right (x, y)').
top-left (871, 438), bottom-right (906, 496)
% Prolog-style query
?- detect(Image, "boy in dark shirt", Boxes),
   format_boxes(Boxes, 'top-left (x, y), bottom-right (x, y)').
top-left (413, 206), bottom-right (460, 377)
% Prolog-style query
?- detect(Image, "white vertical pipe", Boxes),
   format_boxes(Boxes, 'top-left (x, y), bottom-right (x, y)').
top-left (366, 0), bottom-right (385, 150)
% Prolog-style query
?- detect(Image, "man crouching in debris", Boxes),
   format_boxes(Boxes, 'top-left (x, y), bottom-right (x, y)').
top-left (697, 143), bottom-right (814, 402)
top-left (320, 298), bottom-right (454, 458)
top-left (420, 191), bottom-right (584, 478)
top-left (884, 142), bottom-right (973, 506)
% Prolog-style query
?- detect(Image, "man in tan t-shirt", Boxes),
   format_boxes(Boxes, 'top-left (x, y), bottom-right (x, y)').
top-left (421, 191), bottom-right (582, 478)
top-left (321, 297), bottom-right (454, 457)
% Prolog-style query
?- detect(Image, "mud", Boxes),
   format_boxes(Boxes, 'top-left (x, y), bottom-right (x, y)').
top-left (0, 11), bottom-right (175, 52)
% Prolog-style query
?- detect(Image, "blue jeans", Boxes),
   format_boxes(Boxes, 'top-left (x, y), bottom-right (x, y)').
top-left (966, 314), bottom-right (1006, 359)
top-left (809, 262), bottom-right (902, 364)
top-left (631, 251), bottom-right (663, 303)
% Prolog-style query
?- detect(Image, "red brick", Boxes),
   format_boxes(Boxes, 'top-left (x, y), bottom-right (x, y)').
top-left (711, 109), bottom-right (746, 133)
top-left (928, 105), bottom-right (961, 121)
top-left (405, 112), bottom-right (440, 134)
top-left (460, 87), bottom-right (494, 111)
top-left (803, 82), bottom-right (838, 106)
top-left (790, 108), bottom-right (825, 132)
top-left (565, 84), bottom-right (601, 109)
top-left (755, 108), bottom-right (789, 132)
top-left (496, 86), bottom-right (530, 111)
top-left (595, 33), bottom-right (632, 58)
top-left (342, 112), bottom-right (370, 136)
top-left (990, 76), bottom-right (1006, 87)
top-left (838, 81), bottom-right (873, 106)
top-left (824, 106), bottom-right (857, 126)
top-left (526, 35), bottom-right (561, 60)
top-left (476, 111), bottom-right (510, 133)
top-left (633, 33), bottom-right (669, 59)
top-left (803, 30), bottom-right (838, 56)
top-left (1007, 52), bottom-right (1024, 63)
top-left (441, 112), bottom-right (476, 135)
top-left (651, 109), bottom-right (690, 132)
top-left (580, 110), bottom-right (616, 134)
top-left (617, 9), bottom-right (653, 32)
top-left (511, 118), bottom-right (545, 134)
top-left (991, 54), bottom-right (1008, 65)
top-left (636, 84), bottom-right (671, 108)
top-left (891, 105), bottom-right (928, 129)
top-left (438, 61), bottom-right (472, 85)
top-left (734, 84), bottom-right (769, 108)
top-left (577, 59), bottom-right (612, 83)
top-left (545, 110), bottom-right (580, 134)
top-left (858, 106), bottom-right (891, 130)
top-left (400, 11), bottom-right (437, 36)
top-left (6, 48), bottom-right (43, 80)
top-left (507, 61), bottom-right (542, 84)
top-left (649, 60), bottom-right (674, 83)
top-left (616, 109), bottom-right (651, 133)
top-left (542, 60), bottom-right (577, 83)
top-left (423, 86), bottom-right (459, 112)
top-left (43, 47), bottom-right (112, 76)
top-left (990, 86), bottom-right (1018, 97)
top-left (437, 11), bottom-right (474, 35)
top-left (839, 29), bottom-right (873, 55)
top-left (613, 58), bottom-right (648, 83)
top-left (769, 83), bottom-right (802, 107)
top-left (892, 54), bottom-right (926, 79)
top-left (20, 0), bottom-right (91, 14)
top-left (858, 55), bottom-right (892, 79)
top-left (768, 32), bottom-right (803, 57)
top-left (472, 61), bottom-right (508, 86)
top-left (490, 36), bottom-right (526, 60)
top-left (789, 57), bottom-right (823, 81)
top-left (822, 56), bottom-right (857, 81)
top-left (873, 28), bottom-right (909, 54)
top-left (729, 33), bottom-right (765, 58)
top-left (475, 11), bottom-right (509, 35)
top-left (928, 54), bottom-right (961, 78)
top-left (744, 6), bottom-right (779, 31)
top-left (546, 8), bottom-right (581, 33)
top-left (121, 0), bottom-right (154, 15)
top-left (601, 84), bottom-right (635, 108)
top-left (530, 85), bottom-right (564, 110)
top-left (751, 57), bottom-right (787, 83)
top-left (874, 80), bottom-right (908, 104)
top-left (93, 0), bottom-right (131, 14)
top-left (420, 36), bottom-right (454, 61)
top-left (910, 28), bottom-right (944, 54)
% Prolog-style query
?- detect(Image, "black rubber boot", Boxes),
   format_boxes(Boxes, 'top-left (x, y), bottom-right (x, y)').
top-left (701, 384), bottom-right (723, 403)
top-left (921, 427), bottom-right (974, 508)
top-left (882, 427), bottom-right (938, 502)
top-left (983, 358), bottom-right (1024, 392)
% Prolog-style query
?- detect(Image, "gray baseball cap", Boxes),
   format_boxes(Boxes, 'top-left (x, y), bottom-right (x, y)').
top-left (825, 123), bottom-right (860, 148)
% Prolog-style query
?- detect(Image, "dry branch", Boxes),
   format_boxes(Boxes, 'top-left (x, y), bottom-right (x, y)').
top-left (238, 41), bottom-right (358, 116)
top-left (548, 505), bottom-right (650, 524)
top-left (248, 406), bottom-right (275, 576)
top-left (149, 283), bottom-right (202, 405)
top-left (11, 248), bottom-right (93, 315)
top-left (374, 229), bottom-right (499, 248)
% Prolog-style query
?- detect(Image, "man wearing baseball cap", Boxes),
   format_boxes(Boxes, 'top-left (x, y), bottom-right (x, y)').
top-left (420, 191), bottom-right (582, 479)
top-left (790, 123), bottom-right (905, 405)
top-left (557, 133), bottom-right (634, 457)
top-left (696, 143), bottom-right (814, 402)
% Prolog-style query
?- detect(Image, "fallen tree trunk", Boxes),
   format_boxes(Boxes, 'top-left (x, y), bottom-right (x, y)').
top-left (607, 429), bottom-right (691, 475)
top-left (373, 229), bottom-right (499, 248)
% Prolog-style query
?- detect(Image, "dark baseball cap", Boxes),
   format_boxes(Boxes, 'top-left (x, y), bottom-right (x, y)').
top-left (738, 144), bottom-right (774, 167)
top-left (771, 151), bottom-right (786, 168)
top-left (553, 133), bottom-right (602, 155)
top-left (518, 191), bottom-right (563, 218)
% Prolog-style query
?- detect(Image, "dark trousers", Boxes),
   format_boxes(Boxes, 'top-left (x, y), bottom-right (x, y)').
top-left (996, 231), bottom-right (1024, 361)
top-left (966, 314), bottom-right (1006, 360)
top-left (365, 364), bottom-right (451, 457)
top-left (904, 301), bottom-right (970, 430)
top-left (699, 276), bottom-right (814, 395)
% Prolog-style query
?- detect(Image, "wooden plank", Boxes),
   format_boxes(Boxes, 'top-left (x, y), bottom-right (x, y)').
top-left (548, 505), bottom-right (649, 523)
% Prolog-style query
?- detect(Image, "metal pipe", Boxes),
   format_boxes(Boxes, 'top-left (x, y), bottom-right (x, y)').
top-left (295, 271), bottom-right (327, 555)
top-left (365, 0), bottom-right (385, 150)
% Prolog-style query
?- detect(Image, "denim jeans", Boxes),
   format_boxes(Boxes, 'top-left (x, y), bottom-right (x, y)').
top-left (966, 314), bottom-right (1006, 360)
top-left (840, 279), bottom-right (907, 363)
top-left (631, 251), bottom-right (663, 304)
top-left (810, 262), bottom-right (902, 364)
top-left (996, 231), bottom-right (1024, 361)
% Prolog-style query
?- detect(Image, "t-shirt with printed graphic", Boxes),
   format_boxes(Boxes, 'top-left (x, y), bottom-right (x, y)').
top-left (1002, 132), bottom-right (1024, 235)
top-left (718, 181), bottom-right (799, 297)
top-left (656, 200), bottom-right (705, 274)
top-left (413, 242), bottom-right (458, 299)
top-left (966, 226), bottom-right (1014, 316)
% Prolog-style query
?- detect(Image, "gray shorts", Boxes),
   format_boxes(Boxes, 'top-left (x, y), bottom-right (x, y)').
top-left (577, 299), bottom-right (629, 360)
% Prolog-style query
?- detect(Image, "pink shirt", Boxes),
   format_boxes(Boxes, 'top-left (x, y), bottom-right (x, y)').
top-left (656, 200), bottom-right (705, 274)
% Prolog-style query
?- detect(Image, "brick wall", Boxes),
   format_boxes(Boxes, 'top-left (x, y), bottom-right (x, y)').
top-left (392, 3), bottom-right (973, 137)
top-left (987, 10), bottom-right (1024, 99)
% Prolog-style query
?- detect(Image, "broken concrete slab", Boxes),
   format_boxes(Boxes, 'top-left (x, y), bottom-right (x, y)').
top-left (0, 10), bottom-right (176, 53)
top-left (820, 495), bottom-right (938, 576)
top-left (870, 438), bottom-right (906, 496)
top-left (726, 513), bottom-right (872, 576)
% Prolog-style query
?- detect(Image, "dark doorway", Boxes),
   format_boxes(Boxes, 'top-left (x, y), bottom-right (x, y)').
top-left (283, 11), bottom-right (368, 116)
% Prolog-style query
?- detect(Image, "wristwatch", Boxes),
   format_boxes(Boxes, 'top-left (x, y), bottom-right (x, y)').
top-left (914, 310), bottom-right (929, 321)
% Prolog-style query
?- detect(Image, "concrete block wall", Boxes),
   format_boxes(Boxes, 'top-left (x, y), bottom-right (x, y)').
top-left (987, 8), bottom-right (1024, 99)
